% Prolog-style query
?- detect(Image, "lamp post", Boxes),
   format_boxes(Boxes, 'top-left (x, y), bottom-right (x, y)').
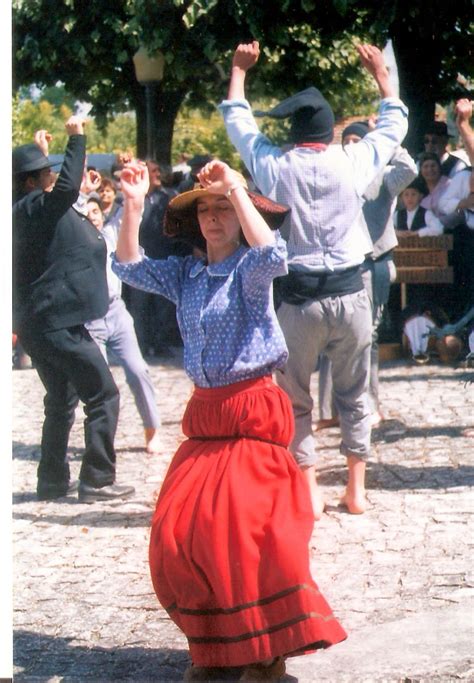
top-left (133, 46), bottom-right (165, 160)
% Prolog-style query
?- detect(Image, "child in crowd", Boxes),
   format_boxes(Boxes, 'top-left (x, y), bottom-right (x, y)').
top-left (395, 176), bottom-right (444, 236)
top-left (112, 160), bottom-right (347, 681)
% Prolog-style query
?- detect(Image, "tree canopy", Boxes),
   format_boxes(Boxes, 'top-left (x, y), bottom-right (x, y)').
top-left (13, 0), bottom-right (473, 161)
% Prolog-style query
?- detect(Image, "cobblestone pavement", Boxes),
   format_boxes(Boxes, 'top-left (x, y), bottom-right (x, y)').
top-left (11, 352), bottom-right (474, 682)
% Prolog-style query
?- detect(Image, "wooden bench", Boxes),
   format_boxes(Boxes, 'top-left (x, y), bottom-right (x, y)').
top-left (394, 232), bottom-right (453, 308)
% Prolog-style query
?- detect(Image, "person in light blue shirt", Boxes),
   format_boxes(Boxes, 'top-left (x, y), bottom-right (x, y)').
top-left (219, 41), bottom-right (409, 519)
top-left (111, 160), bottom-right (348, 679)
top-left (84, 195), bottom-right (162, 454)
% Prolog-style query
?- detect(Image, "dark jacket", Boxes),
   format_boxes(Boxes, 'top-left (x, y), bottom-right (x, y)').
top-left (13, 135), bottom-right (109, 333)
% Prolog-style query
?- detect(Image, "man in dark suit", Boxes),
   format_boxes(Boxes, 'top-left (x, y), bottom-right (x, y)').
top-left (13, 116), bottom-right (135, 503)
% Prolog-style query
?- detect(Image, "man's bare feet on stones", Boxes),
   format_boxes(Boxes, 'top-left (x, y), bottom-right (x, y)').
top-left (340, 490), bottom-right (367, 515)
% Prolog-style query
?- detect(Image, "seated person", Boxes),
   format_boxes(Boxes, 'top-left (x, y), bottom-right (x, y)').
top-left (394, 176), bottom-right (444, 236)
top-left (417, 152), bottom-right (450, 219)
top-left (401, 303), bottom-right (463, 365)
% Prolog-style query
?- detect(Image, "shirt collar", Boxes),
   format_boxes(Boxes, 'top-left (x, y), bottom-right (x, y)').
top-left (189, 246), bottom-right (247, 279)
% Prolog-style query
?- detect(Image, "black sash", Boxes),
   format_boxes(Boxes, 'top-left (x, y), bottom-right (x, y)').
top-left (275, 265), bottom-right (363, 305)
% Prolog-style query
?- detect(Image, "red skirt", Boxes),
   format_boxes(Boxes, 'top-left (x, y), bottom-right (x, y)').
top-left (149, 376), bottom-right (347, 667)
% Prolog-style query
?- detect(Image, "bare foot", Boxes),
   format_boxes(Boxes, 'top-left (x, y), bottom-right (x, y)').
top-left (370, 411), bottom-right (384, 427)
top-left (340, 490), bottom-right (367, 515)
top-left (315, 417), bottom-right (339, 431)
top-left (144, 428), bottom-right (162, 454)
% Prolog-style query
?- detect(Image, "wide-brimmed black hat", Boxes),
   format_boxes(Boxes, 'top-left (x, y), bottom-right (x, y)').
top-left (255, 87), bottom-right (334, 144)
top-left (13, 144), bottom-right (52, 175)
top-left (164, 174), bottom-right (290, 244)
top-left (424, 121), bottom-right (449, 138)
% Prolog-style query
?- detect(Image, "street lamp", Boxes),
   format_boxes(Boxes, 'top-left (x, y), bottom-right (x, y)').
top-left (133, 46), bottom-right (165, 159)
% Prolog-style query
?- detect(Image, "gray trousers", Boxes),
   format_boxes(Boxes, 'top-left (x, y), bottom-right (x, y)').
top-left (276, 288), bottom-right (372, 467)
top-left (318, 261), bottom-right (393, 418)
top-left (86, 298), bottom-right (160, 429)
top-left (318, 268), bottom-right (381, 417)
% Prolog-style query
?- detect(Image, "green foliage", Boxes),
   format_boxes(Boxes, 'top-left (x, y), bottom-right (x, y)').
top-left (12, 95), bottom-right (137, 154)
top-left (12, 0), bottom-right (473, 162)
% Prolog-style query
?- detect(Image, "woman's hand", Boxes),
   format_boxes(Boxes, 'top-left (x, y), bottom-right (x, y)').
top-left (197, 160), bottom-right (245, 197)
top-left (120, 161), bottom-right (149, 202)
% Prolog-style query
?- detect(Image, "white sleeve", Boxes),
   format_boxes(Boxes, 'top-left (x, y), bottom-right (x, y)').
top-left (417, 210), bottom-right (444, 236)
top-left (437, 171), bottom-right (470, 215)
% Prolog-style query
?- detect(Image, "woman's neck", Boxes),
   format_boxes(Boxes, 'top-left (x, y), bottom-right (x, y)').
top-left (426, 178), bottom-right (439, 192)
top-left (206, 242), bottom-right (241, 264)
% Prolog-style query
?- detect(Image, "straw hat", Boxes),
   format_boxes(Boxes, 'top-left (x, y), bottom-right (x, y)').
top-left (164, 174), bottom-right (290, 244)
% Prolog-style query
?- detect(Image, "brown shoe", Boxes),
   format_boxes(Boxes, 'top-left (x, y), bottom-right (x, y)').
top-left (239, 657), bottom-right (286, 681)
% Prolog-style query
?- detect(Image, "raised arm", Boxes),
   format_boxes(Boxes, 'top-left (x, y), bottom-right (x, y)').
top-left (115, 161), bottom-right (148, 262)
top-left (227, 41), bottom-right (260, 101)
top-left (39, 116), bottom-right (86, 225)
top-left (34, 129), bottom-right (53, 157)
top-left (198, 160), bottom-right (276, 247)
top-left (357, 44), bottom-right (395, 100)
top-left (455, 99), bottom-right (474, 166)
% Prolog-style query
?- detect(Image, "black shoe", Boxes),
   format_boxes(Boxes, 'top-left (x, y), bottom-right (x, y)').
top-left (37, 480), bottom-right (78, 501)
top-left (78, 483), bottom-right (135, 504)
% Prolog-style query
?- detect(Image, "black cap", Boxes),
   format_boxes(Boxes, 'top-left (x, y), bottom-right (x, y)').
top-left (406, 176), bottom-right (428, 196)
top-left (255, 87), bottom-right (334, 144)
top-left (12, 144), bottom-right (52, 175)
top-left (188, 154), bottom-right (213, 168)
top-left (342, 121), bottom-right (370, 141)
top-left (424, 121), bottom-right (449, 137)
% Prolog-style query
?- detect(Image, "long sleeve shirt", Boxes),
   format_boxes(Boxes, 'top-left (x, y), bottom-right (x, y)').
top-left (111, 239), bottom-right (288, 387)
top-left (362, 147), bottom-right (418, 258)
top-left (219, 96), bottom-right (409, 273)
top-left (438, 169), bottom-right (474, 230)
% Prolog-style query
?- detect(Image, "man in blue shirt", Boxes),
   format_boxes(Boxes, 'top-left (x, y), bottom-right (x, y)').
top-left (219, 42), bottom-right (409, 519)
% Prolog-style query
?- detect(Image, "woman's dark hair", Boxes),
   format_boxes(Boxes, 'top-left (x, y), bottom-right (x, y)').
top-left (418, 152), bottom-right (442, 170)
top-left (99, 177), bottom-right (117, 192)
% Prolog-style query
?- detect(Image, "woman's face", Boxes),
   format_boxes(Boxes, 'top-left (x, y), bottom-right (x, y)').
top-left (99, 184), bottom-right (116, 208)
top-left (420, 159), bottom-right (441, 184)
top-left (196, 194), bottom-right (241, 254)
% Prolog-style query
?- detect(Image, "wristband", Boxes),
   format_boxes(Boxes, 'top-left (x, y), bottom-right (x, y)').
top-left (225, 184), bottom-right (244, 198)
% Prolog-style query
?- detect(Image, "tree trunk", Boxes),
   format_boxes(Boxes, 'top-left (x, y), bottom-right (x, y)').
top-left (132, 84), bottom-right (187, 166)
top-left (390, 15), bottom-right (443, 157)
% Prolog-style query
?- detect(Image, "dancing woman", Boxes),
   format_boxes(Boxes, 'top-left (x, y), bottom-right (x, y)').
top-left (112, 159), bottom-right (347, 681)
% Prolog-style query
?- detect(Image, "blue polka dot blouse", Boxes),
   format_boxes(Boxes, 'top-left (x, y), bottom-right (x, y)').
top-left (111, 238), bottom-right (289, 388)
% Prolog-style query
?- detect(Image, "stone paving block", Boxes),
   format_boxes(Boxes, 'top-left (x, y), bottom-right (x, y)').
top-left (11, 358), bottom-right (474, 680)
